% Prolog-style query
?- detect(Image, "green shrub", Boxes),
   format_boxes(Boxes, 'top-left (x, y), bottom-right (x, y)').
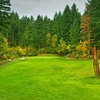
top-left (46, 46), bottom-right (56, 54)
top-left (5, 47), bottom-right (18, 59)
top-left (4, 46), bottom-right (38, 59)
top-left (74, 54), bottom-right (80, 59)
top-left (0, 33), bottom-right (8, 61)
top-left (25, 46), bottom-right (38, 56)
top-left (57, 38), bottom-right (67, 56)
top-left (66, 54), bottom-right (72, 58)
top-left (39, 48), bottom-right (47, 54)
top-left (71, 52), bottom-right (77, 58)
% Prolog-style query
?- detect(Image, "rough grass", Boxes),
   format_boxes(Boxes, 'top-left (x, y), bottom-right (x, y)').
top-left (0, 55), bottom-right (100, 100)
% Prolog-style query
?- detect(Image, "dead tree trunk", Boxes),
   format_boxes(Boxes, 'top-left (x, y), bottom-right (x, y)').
top-left (92, 46), bottom-right (100, 77)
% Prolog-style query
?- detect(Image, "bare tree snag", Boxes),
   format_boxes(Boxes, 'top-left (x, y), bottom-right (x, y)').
top-left (92, 46), bottom-right (100, 77)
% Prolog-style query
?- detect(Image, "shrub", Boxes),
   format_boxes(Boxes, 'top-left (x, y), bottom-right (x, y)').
top-left (4, 46), bottom-right (38, 60)
top-left (57, 38), bottom-right (67, 56)
top-left (76, 40), bottom-right (89, 58)
top-left (71, 52), bottom-right (77, 58)
top-left (25, 46), bottom-right (38, 56)
top-left (45, 46), bottom-right (56, 54)
top-left (66, 54), bottom-right (72, 58)
top-left (5, 47), bottom-right (18, 59)
top-left (0, 34), bottom-right (8, 60)
top-left (16, 46), bottom-right (26, 56)
top-left (66, 45), bottom-right (76, 54)
top-left (39, 48), bottom-right (47, 54)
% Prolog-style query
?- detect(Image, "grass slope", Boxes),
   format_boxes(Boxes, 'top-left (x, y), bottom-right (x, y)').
top-left (0, 55), bottom-right (100, 100)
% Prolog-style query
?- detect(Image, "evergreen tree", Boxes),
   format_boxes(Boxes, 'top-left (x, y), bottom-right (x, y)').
top-left (70, 18), bottom-right (80, 45)
top-left (69, 3), bottom-right (81, 45)
top-left (43, 16), bottom-right (52, 37)
top-left (0, 0), bottom-right (11, 35)
top-left (61, 5), bottom-right (71, 44)
top-left (29, 16), bottom-right (34, 24)
top-left (31, 15), bottom-right (45, 49)
top-left (52, 11), bottom-right (62, 43)
top-left (18, 16), bottom-right (30, 46)
top-left (9, 11), bottom-right (19, 46)
top-left (22, 23), bottom-right (33, 47)
top-left (71, 3), bottom-right (81, 24)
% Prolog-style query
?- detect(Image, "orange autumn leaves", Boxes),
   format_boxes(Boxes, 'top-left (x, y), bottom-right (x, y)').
top-left (80, 15), bottom-right (92, 39)
top-left (80, 15), bottom-right (92, 58)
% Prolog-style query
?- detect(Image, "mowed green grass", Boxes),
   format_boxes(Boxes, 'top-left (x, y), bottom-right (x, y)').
top-left (0, 56), bottom-right (100, 100)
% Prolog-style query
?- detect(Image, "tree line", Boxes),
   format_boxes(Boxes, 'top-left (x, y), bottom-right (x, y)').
top-left (1, 3), bottom-right (81, 48)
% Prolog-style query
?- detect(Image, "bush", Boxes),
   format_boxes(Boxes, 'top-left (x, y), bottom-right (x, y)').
top-left (5, 47), bottom-right (18, 59)
top-left (76, 41), bottom-right (89, 58)
top-left (0, 34), bottom-right (8, 61)
top-left (39, 48), bottom-right (47, 54)
top-left (71, 52), bottom-right (77, 58)
top-left (4, 46), bottom-right (38, 60)
top-left (57, 38), bottom-right (67, 56)
top-left (45, 46), bottom-right (56, 54)
top-left (16, 46), bottom-right (26, 56)
top-left (66, 54), bottom-right (72, 58)
top-left (25, 46), bottom-right (38, 56)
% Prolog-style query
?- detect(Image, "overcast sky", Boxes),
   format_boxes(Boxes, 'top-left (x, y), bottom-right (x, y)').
top-left (11, 0), bottom-right (88, 19)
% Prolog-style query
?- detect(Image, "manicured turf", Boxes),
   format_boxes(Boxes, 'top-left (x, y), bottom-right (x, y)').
top-left (0, 56), bottom-right (100, 100)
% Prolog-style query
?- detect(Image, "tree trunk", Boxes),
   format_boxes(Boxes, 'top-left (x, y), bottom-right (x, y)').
top-left (88, 32), bottom-right (91, 60)
top-left (88, 48), bottom-right (90, 60)
top-left (92, 46), bottom-right (100, 77)
top-left (12, 29), bottom-right (14, 46)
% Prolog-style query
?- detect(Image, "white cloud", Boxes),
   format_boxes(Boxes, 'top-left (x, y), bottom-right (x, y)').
top-left (11, 0), bottom-right (88, 19)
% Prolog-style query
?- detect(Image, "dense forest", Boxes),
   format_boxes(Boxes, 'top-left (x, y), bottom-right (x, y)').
top-left (0, 0), bottom-right (100, 77)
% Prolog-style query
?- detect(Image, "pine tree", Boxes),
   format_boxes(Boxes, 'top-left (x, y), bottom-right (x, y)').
top-left (69, 3), bottom-right (81, 45)
top-left (52, 11), bottom-right (62, 43)
top-left (71, 3), bottom-right (81, 24)
top-left (31, 15), bottom-right (45, 50)
top-left (0, 0), bottom-right (11, 35)
top-left (43, 16), bottom-right (52, 37)
top-left (9, 11), bottom-right (19, 46)
top-left (61, 5), bottom-right (71, 44)
top-left (18, 16), bottom-right (30, 46)
top-left (70, 18), bottom-right (80, 45)
top-left (22, 23), bottom-right (33, 47)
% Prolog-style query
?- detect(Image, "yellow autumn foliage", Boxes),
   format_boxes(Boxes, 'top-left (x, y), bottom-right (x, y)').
top-left (51, 34), bottom-right (57, 48)
top-left (76, 40), bottom-right (88, 57)
top-left (46, 33), bottom-right (51, 46)
top-left (17, 46), bottom-right (26, 56)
